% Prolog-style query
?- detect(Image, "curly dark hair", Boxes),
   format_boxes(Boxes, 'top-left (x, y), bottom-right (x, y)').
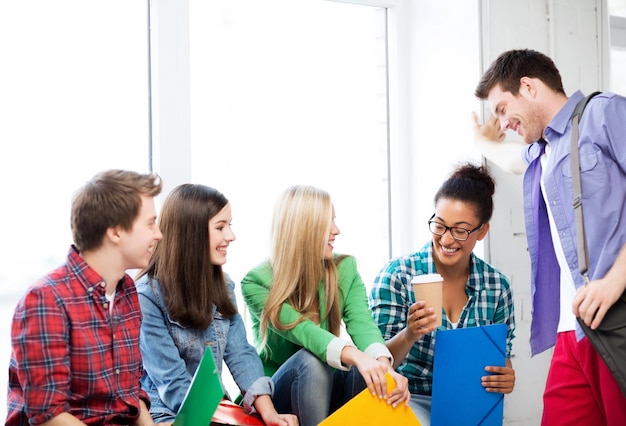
top-left (434, 163), bottom-right (495, 224)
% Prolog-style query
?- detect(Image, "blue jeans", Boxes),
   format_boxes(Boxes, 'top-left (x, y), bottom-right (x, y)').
top-left (409, 393), bottom-right (432, 426)
top-left (152, 412), bottom-right (175, 424)
top-left (272, 349), bottom-right (366, 426)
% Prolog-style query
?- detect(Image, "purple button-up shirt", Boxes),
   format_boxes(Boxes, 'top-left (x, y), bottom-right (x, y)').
top-left (522, 90), bottom-right (626, 355)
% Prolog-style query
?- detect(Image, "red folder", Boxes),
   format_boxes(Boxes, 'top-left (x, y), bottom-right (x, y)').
top-left (211, 400), bottom-right (265, 426)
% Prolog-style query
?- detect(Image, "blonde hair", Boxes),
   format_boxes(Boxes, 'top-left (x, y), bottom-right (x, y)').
top-left (260, 185), bottom-right (342, 343)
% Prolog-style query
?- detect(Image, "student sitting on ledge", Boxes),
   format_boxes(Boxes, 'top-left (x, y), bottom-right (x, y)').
top-left (242, 185), bottom-right (410, 426)
top-left (136, 184), bottom-right (297, 426)
top-left (369, 163), bottom-right (516, 426)
top-left (7, 169), bottom-right (162, 425)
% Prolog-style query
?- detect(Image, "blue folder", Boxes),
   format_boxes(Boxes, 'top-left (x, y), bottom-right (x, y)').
top-left (431, 323), bottom-right (507, 426)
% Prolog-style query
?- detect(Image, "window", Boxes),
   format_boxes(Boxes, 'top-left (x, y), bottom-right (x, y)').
top-left (609, 0), bottom-right (626, 95)
top-left (188, 0), bottom-right (390, 287)
top-left (0, 1), bottom-right (149, 417)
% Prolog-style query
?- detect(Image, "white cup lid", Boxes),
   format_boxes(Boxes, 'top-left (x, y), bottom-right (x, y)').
top-left (411, 273), bottom-right (443, 284)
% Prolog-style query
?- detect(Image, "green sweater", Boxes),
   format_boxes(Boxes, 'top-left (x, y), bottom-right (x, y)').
top-left (241, 255), bottom-right (391, 376)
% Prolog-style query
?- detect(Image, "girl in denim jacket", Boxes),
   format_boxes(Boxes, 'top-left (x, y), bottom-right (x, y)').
top-left (136, 184), bottom-right (297, 426)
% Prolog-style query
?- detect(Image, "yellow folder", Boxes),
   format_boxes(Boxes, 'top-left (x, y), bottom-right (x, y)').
top-left (318, 373), bottom-right (421, 426)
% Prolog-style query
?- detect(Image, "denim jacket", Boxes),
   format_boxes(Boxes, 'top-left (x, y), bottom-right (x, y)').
top-left (136, 274), bottom-right (273, 420)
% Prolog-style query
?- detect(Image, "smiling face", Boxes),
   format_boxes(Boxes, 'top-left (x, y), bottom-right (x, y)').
top-left (118, 195), bottom-right (162, 270)
top-left (488, 80), bottom-right (547, 145)
top-left (324, 205), bottom-right (340, 259)
top-left (208, 203), bottom-right (235, 266)
top-left (430, 198), bottom-right (488, 270)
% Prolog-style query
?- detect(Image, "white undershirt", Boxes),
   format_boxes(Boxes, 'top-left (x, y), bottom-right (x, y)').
top-left (105, 291), bottom-right (115, 315)
top-left (541, 145), bottom-right (577, 332)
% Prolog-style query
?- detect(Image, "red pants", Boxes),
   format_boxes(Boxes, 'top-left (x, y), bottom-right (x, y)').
top-left (542, 331), bottom-right (626, 426)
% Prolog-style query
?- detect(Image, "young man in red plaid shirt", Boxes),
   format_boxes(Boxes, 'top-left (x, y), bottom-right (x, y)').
top-left (6, 169), bottom-right (163, 426)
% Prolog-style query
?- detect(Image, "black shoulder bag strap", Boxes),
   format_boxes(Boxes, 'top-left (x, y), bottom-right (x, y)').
top-left (571, 90), bottom-right (626, 298)
top-left (570, 91), bottom-right (601, 281)
top-left (570, 91), bottom-right (626, 398)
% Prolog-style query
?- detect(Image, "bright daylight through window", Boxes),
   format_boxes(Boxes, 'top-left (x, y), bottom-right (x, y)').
top-left (188, 0), bottom-right (391, 289)
top-left (0, 1), bottom-right (149, 418)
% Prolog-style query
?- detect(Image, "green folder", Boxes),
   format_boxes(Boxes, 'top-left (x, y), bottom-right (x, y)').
top-left (173, 349), bottom-right (224, 426)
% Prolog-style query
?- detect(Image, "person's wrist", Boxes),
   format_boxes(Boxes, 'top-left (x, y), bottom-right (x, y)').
top-left (340, 344), bottom-right (360, 366)
top-left (402, 325), bottom-right (419, 343)
top-left (254, 395), bottom-right (275, 421)
top-left (376, 355), bottom-right (392, 368)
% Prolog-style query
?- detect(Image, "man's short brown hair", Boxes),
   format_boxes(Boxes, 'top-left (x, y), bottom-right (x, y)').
top-left (71, 169), bottom-right (162, 252)
top-left (475, 49), bottom-right (565, 99)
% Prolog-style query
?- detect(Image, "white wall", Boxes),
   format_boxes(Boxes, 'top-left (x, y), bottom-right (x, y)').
top-left (397, 0), bottom-right (484, 256)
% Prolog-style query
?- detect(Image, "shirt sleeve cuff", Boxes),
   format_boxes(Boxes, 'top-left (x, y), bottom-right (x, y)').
top-left (364, 342), bottom-right (394, 366)
top-left (242, 376), bottom-right (274, 414)
top-left (327, 337), bottom-right (354, 371)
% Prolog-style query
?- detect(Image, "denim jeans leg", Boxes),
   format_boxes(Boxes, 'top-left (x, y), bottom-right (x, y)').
top-left (272, 349), bottom-right (333, 426)
top-left (152, 412), bottom-right (176, 424)
top-left (329, 366), bottom-right (367, 414)
top-left (409, 393), bottom-right (432, 426)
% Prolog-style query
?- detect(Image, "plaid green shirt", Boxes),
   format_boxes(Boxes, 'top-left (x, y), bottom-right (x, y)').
top-left (369, 242), bottom-right (515, 395)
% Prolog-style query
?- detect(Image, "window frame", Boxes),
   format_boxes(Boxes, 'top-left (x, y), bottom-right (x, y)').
top-left (148, 0), bottom-right (413, 259)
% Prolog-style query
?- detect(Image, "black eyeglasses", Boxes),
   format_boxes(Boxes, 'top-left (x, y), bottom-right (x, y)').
top-left (427, 214), bottom-right (484, 241)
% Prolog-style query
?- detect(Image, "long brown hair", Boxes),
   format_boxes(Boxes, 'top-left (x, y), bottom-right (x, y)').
top-left (260, 185), bottom-right (343, 344)
top-left (137, 184), bottom-right (236, 329)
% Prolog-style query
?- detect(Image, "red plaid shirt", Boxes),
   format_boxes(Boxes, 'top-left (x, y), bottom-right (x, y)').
top-left (7, 246), bottom-right (149, 425)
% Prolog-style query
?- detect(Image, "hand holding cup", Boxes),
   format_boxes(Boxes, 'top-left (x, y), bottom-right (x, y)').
top-left (406, 301), bottom-right (439, 341)
top-left (411, 273), bottom-right (443, 327)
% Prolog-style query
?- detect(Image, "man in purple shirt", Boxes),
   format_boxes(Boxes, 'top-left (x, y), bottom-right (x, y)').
top-left (473, 49), bottom-right (626, 425)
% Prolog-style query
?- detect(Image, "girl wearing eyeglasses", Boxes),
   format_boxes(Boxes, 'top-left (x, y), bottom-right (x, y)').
top-left (369, 162), bottom-right (516, 426)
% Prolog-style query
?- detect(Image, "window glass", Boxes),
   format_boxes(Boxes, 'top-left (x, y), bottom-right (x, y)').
top-left (610, 49), bottom-right (626, 95)
top-left (0, 1), bottom-right (149, 417)
top-left (609, 0), bottom-right (626, 95)
top-left (189, 0), bottom-right (389, 288)
top-left (609, 0), bottom-right (626, 17)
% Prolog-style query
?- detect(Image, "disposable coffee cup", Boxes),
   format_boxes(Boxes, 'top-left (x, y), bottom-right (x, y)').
top-left (411, 273), bottom-right (443, 327)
